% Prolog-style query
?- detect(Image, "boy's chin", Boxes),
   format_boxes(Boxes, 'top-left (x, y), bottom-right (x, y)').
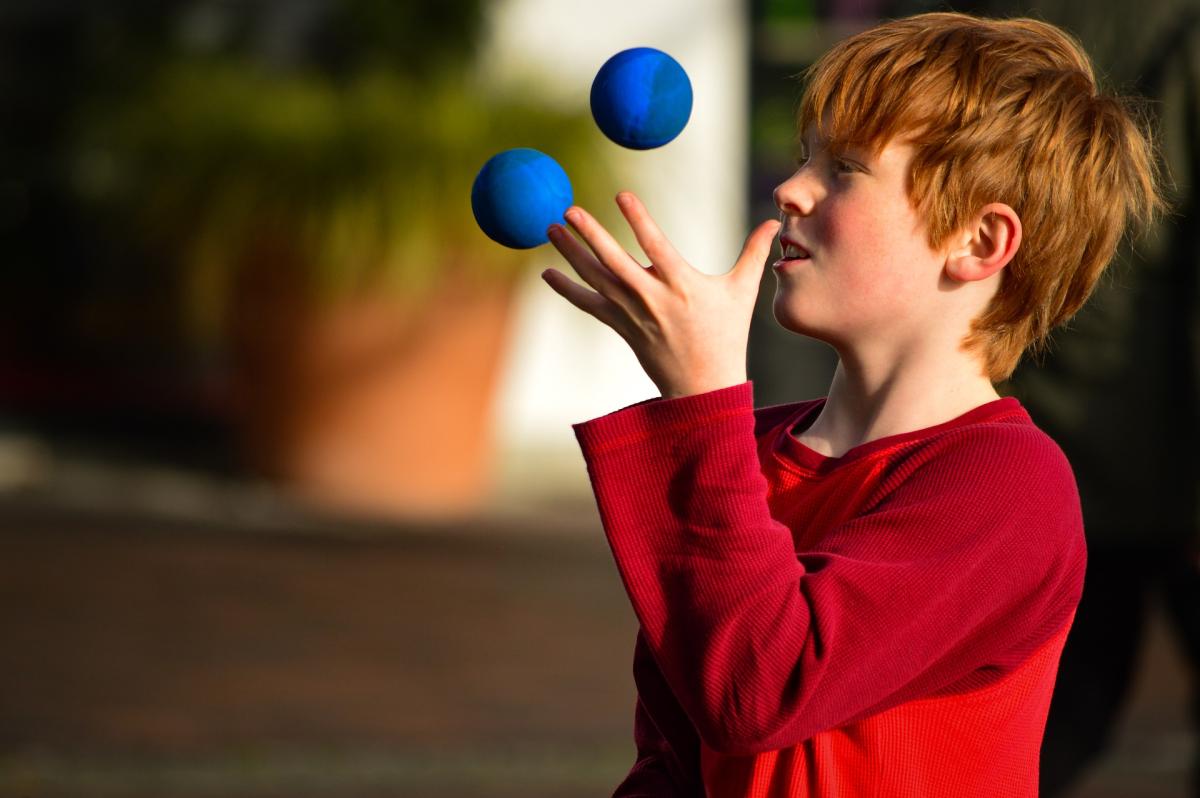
top-left (771, 296), bottom-right (843, 346)
top-left (771, 300), bottom-right (816, 338)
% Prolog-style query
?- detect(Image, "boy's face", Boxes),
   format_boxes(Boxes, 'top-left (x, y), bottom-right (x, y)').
top-left (771, 129), bottom-right (949, 350)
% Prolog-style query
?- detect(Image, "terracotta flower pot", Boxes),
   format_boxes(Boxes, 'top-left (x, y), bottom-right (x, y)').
top-left (227, 263), bottom-right (519, 519)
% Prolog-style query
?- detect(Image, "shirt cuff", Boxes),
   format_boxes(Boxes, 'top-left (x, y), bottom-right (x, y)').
top-left (572, 381), bottom-right (755, 455)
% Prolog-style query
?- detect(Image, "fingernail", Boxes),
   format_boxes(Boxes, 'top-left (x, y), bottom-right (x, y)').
top-left (564, 208), bottom-right (581, 224)
top-left (616, 193), bottom-right (632, 207)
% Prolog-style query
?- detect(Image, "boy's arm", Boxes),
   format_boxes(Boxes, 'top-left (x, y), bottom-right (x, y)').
top-left (573, 381), bottom-right (1085, 757)
top-left (612, 629), bottom-right (705, 798)
top-left (611, 694), bottom-right (680, 797)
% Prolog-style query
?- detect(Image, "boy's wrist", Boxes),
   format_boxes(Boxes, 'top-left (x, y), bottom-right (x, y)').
top-left (659, 372), bottom-right (749, 400)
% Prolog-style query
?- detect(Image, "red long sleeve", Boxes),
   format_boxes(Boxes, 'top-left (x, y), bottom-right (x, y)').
top-left (610, 630), bottom-right (705, 798)
top-left (575, 382), bottom-right (1085, 797)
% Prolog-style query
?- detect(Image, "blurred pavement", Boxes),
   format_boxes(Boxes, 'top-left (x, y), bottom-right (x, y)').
top-left (0, 448), bottom-right (1193, 797)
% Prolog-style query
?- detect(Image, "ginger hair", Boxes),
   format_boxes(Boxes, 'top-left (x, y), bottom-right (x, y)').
top-left (797, 12), bottom-right (1166, 383)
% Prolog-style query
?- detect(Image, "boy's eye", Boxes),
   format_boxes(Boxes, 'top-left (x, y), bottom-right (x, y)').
top-left (833, 158), bottom-right (858, 174)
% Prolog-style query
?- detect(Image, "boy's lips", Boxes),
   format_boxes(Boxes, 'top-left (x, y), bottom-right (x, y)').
top-left (774, 234), bottom-right (811, 270)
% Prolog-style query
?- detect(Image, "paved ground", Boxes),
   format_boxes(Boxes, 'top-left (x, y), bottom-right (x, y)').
top-left (0, 484), bottom-right (1193, 797)
top-left (0, 490), bottom-right (639, 798)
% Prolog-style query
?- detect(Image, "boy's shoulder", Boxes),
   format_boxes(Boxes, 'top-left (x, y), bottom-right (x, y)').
top-left (916, 408), bottom-right (1079, 496)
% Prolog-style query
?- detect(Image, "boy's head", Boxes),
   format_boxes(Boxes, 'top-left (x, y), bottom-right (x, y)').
top-left (775, 12), bottom-right (1164, 384)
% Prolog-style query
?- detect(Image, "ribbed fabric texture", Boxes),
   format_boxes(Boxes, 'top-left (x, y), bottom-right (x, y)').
top-left (572, 381), bottom-right (1087, 798)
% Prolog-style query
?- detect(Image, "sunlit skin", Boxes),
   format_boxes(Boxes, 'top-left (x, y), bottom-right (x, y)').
top-left (541, 127), bottom-right (1020, 458)
top-left (542, 194), bottom-right (779, 400)
top-left (773, 129), bottom-right (1020, 456)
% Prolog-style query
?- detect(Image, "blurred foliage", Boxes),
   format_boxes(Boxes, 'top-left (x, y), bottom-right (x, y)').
top-left (1, 0), bottom-right (610, 348)
top-left (761, 0), bottom-right (820, 21)
top-left (73, 60), bottom-right (606, 339)
top-left (306, 0), bottom-right (487, 78)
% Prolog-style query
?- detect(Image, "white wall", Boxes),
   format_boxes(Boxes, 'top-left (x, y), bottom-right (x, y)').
top-left (479, 0), bottom-right (750, 502)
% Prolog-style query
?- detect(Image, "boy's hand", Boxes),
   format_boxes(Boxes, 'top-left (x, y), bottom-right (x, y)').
top-left (542, 191), bottom-right (780, 400)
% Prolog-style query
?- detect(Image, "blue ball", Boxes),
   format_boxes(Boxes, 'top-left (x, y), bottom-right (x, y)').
top-left (590, 47), bottom-right (693, 150)
top-left (471, 148), bottom-right (574, 250)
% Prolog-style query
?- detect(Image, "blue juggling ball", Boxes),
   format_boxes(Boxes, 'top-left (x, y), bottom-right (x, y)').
top-left (590, 47), bottom-right (693, 150)
top-left (471, 148), bottom-right (574, 249)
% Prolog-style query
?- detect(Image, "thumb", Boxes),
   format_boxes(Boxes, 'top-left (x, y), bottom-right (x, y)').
top-left (732, 219), bottom-right (782, 286)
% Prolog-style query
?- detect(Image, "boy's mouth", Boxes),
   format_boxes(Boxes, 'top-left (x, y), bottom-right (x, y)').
top-left (777, 234), bottom-right (811, 262)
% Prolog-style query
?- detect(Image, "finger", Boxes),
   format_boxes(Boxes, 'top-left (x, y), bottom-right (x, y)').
top-left (547, 223), bottom-right (633, 304)
top-left (731, 219), bottom-right (783, 287)
top-left (563, 206), bottom-right (658, 296)
top-left (541, 267), bottom-right (625, 330)
top-left (614, 192), bottom-right (687, 286)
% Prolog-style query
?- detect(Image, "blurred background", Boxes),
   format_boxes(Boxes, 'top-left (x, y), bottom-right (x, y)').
top-left (0, 0), bottom-right (1195, 796)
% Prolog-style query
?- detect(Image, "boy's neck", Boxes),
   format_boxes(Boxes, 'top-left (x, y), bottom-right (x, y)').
top-left (794, 359), bottom-right (1002, 459)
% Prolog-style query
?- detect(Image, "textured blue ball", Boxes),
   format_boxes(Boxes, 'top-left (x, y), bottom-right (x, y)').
top-left (590, 47), bottom-right (693, 150)
top-left (471, 148), bottom-right (574, 249)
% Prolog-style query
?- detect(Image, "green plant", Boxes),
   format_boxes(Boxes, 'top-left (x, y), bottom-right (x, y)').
top-left (73, 58), bottom-right (611, 341)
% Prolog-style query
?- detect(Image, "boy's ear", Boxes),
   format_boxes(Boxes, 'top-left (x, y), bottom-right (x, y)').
top-left (945, 202), bottom-right (1022, 282)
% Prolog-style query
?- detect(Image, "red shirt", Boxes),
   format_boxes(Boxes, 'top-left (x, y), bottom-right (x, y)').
top-left (572, 382), bottom-right (1086, 797)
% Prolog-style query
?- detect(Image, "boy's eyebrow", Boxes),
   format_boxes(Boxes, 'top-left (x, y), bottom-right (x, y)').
top-left (796, 129), bottom-right (829, 158)
top-left (798, 129), bottom-right (871, 162)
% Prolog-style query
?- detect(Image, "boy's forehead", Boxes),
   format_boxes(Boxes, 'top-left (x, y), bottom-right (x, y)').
top-left (799, 122), bottom-right (914, 158)
top-left (798, 125), bottom-right (870, 155)
top-left (800, 119), bottom-right (866, 148)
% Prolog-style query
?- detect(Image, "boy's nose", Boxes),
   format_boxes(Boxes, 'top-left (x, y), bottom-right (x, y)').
top-left (773, 170), bottom-right (815, 217)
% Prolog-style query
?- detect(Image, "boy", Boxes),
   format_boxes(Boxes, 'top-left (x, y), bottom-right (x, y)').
top-left (541, 12), bottom-right (1163, 797)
